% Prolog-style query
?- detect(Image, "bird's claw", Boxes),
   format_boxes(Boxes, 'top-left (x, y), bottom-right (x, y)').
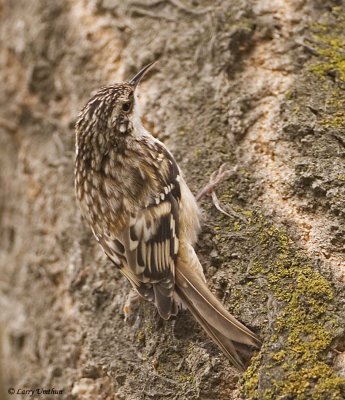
top-left (196, 163), bottom-right (231, 201)
top-left (196, 164), bottom-right (247, 222)
top-left (123, 289), bottom-right (141, 322)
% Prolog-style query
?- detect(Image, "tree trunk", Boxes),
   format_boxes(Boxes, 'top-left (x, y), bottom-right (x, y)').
top-left (0, 1), bottom-right (344, 399)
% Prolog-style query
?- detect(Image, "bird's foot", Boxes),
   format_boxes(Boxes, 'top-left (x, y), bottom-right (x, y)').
top-left (123, 289), bottom-right (141, 322)
top-left (196, 163), bottom-right (247, 222)
top-left (196, 163), bottom-right (231, 201)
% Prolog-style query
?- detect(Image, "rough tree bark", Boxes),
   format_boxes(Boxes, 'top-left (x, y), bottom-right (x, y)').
top-left (0, 0), bottom-right (344, 399)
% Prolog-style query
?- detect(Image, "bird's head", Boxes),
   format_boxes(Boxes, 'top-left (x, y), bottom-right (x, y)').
top-left (76, 62), bottom-right (155, 147)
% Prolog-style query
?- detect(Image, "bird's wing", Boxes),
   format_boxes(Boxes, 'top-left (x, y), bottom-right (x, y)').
top-left (102, 150), bottom-right (182, 319)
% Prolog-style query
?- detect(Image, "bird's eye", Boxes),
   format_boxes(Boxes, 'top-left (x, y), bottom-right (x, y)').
top-left (122, 101), bottom-right (132, 113)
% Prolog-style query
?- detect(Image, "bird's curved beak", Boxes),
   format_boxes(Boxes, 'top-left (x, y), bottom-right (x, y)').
top-left (129, 61), bottom-right (157, 88)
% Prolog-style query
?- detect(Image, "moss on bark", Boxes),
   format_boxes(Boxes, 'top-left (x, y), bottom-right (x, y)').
top-left (240, 216), bottom-right (345, 399)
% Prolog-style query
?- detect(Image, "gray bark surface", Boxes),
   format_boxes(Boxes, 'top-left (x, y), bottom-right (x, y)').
top-left (0, 1), bottom-right (344, 399)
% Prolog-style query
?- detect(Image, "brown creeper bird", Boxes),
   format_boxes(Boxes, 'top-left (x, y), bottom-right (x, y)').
top-left (75, 62), bottom-right (261, 370)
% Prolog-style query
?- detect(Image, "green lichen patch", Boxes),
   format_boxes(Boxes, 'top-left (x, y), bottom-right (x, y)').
top-left (240, 216), bottom-right (345, 400)
top-left (308, 6), bottom-right (345, 128)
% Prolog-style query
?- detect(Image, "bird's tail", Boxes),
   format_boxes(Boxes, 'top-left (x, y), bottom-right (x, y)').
top-left (175, 265), bottom-right (261, 371)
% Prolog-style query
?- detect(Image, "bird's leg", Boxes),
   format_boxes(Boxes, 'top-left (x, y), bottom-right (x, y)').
top-left (195, 163), bottom-right (231, 202)
top-left (196, 163), bottom-right (247, 222)
top-left (123, 289), bottom-right (142, 321)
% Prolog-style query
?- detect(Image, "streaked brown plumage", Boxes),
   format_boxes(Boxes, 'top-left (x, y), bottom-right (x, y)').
top-left (75, 62), bottom-right (261, 370)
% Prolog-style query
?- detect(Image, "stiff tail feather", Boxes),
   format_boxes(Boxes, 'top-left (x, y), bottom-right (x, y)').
top-left (175, 268), bottom-right (261, 369)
